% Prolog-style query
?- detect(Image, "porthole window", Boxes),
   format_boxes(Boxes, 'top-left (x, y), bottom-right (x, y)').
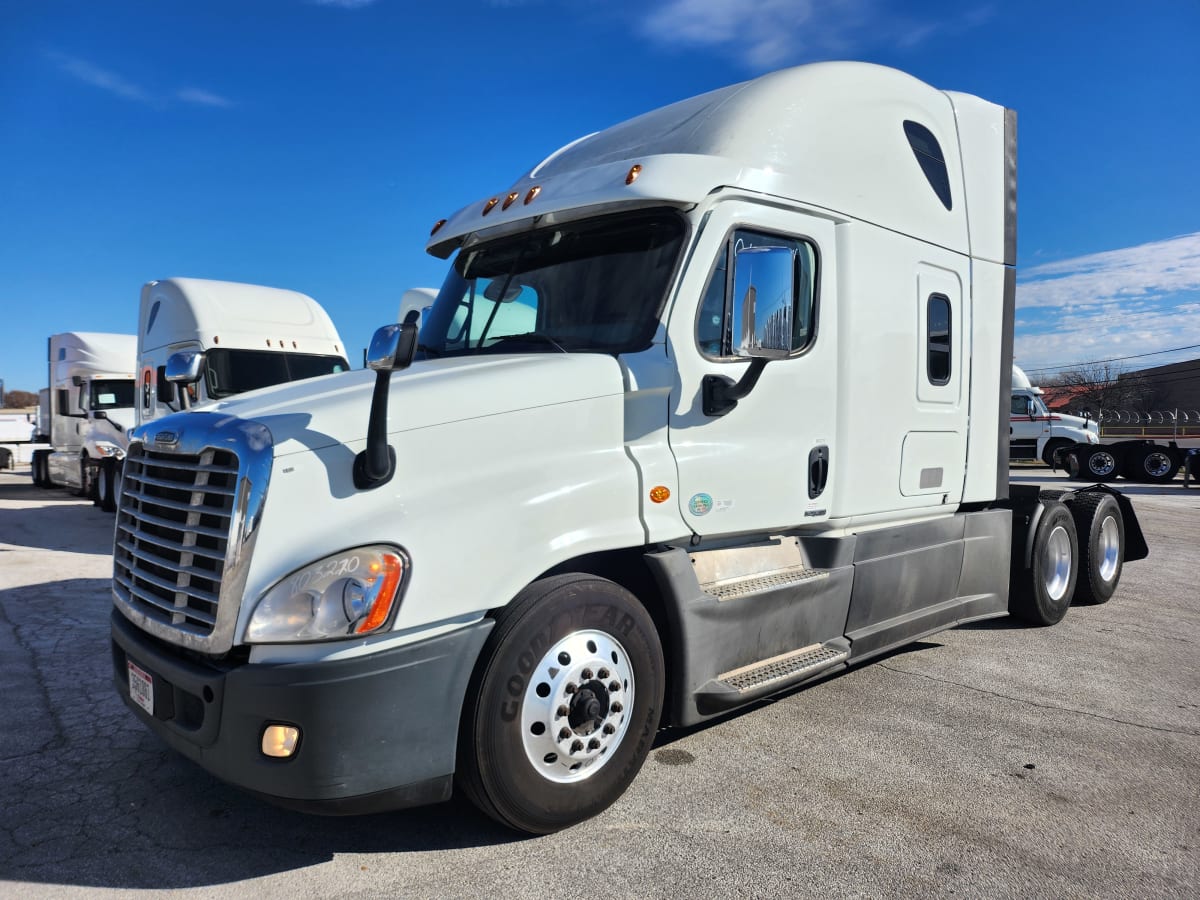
top-left (927, 294), bottom-right (951, 385)
top-left (904, 121), bottom-right (953, 211)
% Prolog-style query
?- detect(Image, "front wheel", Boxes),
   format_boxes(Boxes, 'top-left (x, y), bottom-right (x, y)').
top-left (457, 574), bottom-right (664, 834)
top-left (96, 458), bottom-right (119, 512)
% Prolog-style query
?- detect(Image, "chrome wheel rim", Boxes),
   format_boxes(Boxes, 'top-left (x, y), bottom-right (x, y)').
top-left (1042, 524), bottom-right (1073, 601)
top-left (520, 629), bottom-right (634, 784)
top-left (1098, 515), bottom-right (1120, 581)
top-left (1088, 451), bottom-right (1117, 477)
top-left (1143, 452), bottom-right (1172, 478)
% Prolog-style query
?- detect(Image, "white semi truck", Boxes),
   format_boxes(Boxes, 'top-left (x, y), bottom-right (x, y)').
top-left (1010, 364), bottom-right (1190, 483)
top-left (1009, 364), bottom-right (1099, 465)
top-left (31, 332), bottom-right (136, 501)
top-left (135, 278), bottom-right (350, 429)
top-left (110, 63), bottom-right (1147, 834)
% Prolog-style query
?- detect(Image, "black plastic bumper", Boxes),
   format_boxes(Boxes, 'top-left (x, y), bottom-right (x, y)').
top-left (111, 610), bottom-right (492, 814)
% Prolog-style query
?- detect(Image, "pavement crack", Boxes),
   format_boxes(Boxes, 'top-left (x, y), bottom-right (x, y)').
top-left (876, 663), bottom-right (1200, 737)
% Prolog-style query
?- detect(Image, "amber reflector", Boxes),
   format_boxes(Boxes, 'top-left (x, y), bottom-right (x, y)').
top-left (625, 164), bottom-right (642, 185)
top-left (430, 218), bottom-right (447, 236)
top-left (482, 197), bottom-right (499, 215)
top-left (502, 192), bottom-right (519, 210)
top-left (524, 185), bottom-right (542, 205)
top-left (649, 486), bottom-right (670, 504)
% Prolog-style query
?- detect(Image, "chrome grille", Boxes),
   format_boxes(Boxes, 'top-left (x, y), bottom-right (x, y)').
top-left (113, 445), bottom-right (239, 638)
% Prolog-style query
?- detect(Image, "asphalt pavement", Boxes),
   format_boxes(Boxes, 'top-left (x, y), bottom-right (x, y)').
top-left (0, 466), bottom-right (1196, 899)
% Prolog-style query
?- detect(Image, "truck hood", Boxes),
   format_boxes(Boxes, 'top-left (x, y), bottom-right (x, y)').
top-left (176, 353), bottom-right (628, 457)
top-left (1056, 410), bottom-right (1100, 436)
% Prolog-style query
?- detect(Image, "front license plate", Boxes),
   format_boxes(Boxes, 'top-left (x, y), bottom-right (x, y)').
top-left (127, 659), bottom-right (154, 715)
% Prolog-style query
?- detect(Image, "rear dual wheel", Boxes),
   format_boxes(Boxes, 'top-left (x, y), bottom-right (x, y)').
top-left (1010, 501), bottom-right (1078, 626)
top-left (1067, 446), bottom-right (1119, 482)
top-left (457, 574), bottom-right (664, 834)
top-left (1069, 492), bottom-right (1124, 604)
top-left (1123, 446), bottom-right (1179, 484)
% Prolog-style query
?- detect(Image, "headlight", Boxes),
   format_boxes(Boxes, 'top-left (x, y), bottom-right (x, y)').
top-left (247, 545), bottom-right (408, 643)
top-left (94, 441), bottom-right (124, 458)
top-left (1087, 432), bottom-right (1099, 444)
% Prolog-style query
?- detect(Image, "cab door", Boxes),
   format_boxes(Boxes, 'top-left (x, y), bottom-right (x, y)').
top-left (665, 202), bottom-right (839, 537)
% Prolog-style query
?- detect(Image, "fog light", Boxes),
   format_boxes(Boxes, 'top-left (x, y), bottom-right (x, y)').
top-left (261, 724), bottom-right (301, 758)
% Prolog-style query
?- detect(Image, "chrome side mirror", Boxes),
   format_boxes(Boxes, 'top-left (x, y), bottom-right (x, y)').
top-left (165, 351), bottom-right (205, 384)
top-left (731, 245), bottom-right (795, 360)
top-left (356, 312), bottom-right (420, 490)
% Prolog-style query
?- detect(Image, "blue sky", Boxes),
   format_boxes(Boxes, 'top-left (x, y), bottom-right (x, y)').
top-left (1, 0), bottom-right (1198, 394)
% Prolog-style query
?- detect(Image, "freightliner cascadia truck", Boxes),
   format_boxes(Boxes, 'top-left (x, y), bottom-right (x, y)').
top-left (32, 332), bottom-right (136, 501)
top-left (110, 62), bottom-right (1147, 834)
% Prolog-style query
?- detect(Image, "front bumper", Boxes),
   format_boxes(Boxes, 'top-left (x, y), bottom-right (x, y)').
top-left (111, 610), bottom-right (492, 814)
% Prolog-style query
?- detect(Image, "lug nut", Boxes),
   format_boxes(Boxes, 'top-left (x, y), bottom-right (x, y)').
top-left (598, 668), bottom-right (610, 679)
top-left (611, 702), bottom-right (623, 714)
top-left (609, 680), bottom-right (620, 692)
top-left (602, 723), bottom-right (615, 735)
top-left (582, 668), bottom-right (593, 680)
top-left (558, 728), bottom-right (571, 741)
top-left (556, 705), bottom-right (569, 718)
top-left (588, 738), bottom-right (601, 751)
top-left (571, 740), bottom-right (584, 754)
top-left (565, 683), bottom-right (577, 694)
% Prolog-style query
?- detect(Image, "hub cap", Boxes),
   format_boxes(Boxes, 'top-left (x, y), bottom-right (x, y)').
top-left (520, 629), bottom-right (634, 784)
top-left (1042, 524), bottom-right (1073, 601)
top-left (1098, 514), bottom-right (1120, 581)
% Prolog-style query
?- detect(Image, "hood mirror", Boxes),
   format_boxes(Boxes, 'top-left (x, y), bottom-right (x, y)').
top-left (355, 311), bottom-right (420, 490)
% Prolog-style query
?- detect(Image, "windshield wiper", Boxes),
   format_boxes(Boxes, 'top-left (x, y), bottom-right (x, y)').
top-left (486, 332), bottom-right (569, 354)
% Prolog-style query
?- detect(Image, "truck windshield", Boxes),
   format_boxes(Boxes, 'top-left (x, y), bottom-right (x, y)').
top-left (204, 350), bottom-right (350, 399)
top-left (90, 379), bottom-right (135, 410)
top-left (418, 209), bottom-right (686, 358)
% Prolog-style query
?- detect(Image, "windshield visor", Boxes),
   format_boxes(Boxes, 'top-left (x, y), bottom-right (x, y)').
top-left (419, 209), bottom-right (686, 357)
top-left (204, 349), bottom-right (350, 399)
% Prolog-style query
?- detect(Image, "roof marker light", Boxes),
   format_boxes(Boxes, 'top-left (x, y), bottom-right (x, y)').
top-left (502, 191), bottom-right (519, 211)
top-left (482, 197), bottom-right (499, 216)
top-left (430, 219), bottom-right (447, 236)
top-left (524, 185), bottom-right (541, 205)
top-left (625, 164), bottom-right (642, 185)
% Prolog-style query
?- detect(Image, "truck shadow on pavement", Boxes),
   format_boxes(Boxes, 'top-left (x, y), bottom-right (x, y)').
top-left (0, 498), bottom-right (116, 555)
top-left (0, 578), bottom-right (520, 891)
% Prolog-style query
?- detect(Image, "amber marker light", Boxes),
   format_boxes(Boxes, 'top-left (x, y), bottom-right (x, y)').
top-left (430, 218), bottom-right (447, 236)
top-left (625, 164), bottom-right (643, 185)
top-left (482, 197), bottom-right (499, 215)
top-left (524, 185), bottom-right (542, 205)
top-left (353, 553), bottom-right (405, 634)
top-left (649, 485), bottom-right (671, 503)
top-left (502, 191), bottom-right (519, 210)
top-left (261, 724), bottom-right (301, 758)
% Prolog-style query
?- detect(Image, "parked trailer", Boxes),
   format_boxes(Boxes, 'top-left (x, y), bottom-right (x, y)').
top-left (110, 62), bottom-right (1146, 834)
top-left (1061, 439), bottom-right (1189, 484)
top-left (31, 332), bottom-right (136, 504)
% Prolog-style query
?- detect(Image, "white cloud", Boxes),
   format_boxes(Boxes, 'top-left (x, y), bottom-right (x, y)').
top-left (1014, 233), bottom-right (1200, 372)
top-left (1018, 232), bottom-right (1200, 309)
top-left (637, 0), bottom-right (992, 68)
top-left (47, 50), bottom-right (152, 104)
top-left (177, 88), bottom-right (234, 108)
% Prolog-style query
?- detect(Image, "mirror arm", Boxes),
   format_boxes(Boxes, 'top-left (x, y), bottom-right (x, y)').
top-left (353, 369), bottom-right (397, 489)
top-left (702, 358), bottom-right (769, 417)
top-left (353, 315), bottom-right (418, 490)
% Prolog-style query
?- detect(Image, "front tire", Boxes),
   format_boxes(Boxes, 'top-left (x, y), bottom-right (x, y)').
top-left (1042, 439), bottom-right (1071, 469)
top-left (97, 458), bottom-right (119, 512)
top-left (1010, 501), bottom-right (1079, 626)
top-left (457, 573), bottom-right (664, 834)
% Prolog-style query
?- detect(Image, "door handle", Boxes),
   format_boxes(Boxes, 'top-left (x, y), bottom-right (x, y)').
top-left (808, 445), bottom-right (829, 499)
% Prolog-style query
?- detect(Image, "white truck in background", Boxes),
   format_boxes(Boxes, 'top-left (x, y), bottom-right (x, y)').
top-left (0, 409), bottom-right (48, 470)
top-left (1011, 364), bottom-right (1191, 484)
top-left (31, 332), bottom-right (136, 504)
top-left (1009, 363), bottom-right (1099, 465)
top-left (397, 287), bottom-right (438, 330)
top-left (110, 62), bottom-right (1148, 834)
top-left (135, 278), bottom-right (351, 430)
